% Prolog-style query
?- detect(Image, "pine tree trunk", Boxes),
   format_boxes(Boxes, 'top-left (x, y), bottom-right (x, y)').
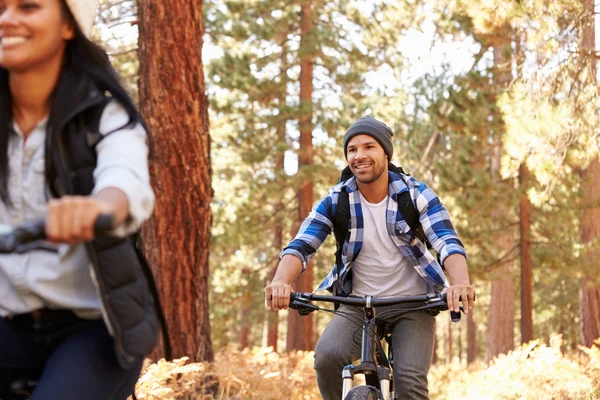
top-left (467, 309), bottom-right (477, 364)
top-left (239, 278), bottom-right (252, 350)
top-left (487, 31), bottom-right (516, 361)
top-left (446, 318), bottom-right (452, 364)
top-left (580, 158), bottom-right (600, 347)
top-left (287, 0), bottom-right (315, 352)
top-left (265, 256), bottom-right (280, 351)
top-left (266, 37), bottom-right (290, 352)
top-left (519, 163), bottom-right (534, 344)
top-left (458, 322), bottom-right (463, 362)
top-left (137, 0), bottom-right (214, 363)
top-left (264, 220), bottom-right (283, 351)
top-left (579, 0), bottom-right (600, 350)
top-left (487, 272), bottom-right (514, 360)
top-left (432, 332), bottom-right (438, 364)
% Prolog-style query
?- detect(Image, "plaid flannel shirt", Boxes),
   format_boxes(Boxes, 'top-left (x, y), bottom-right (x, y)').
top-left (280, 171), bottom-right (467, 296)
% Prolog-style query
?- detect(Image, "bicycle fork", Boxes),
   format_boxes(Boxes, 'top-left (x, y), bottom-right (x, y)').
top-left (340, 299), bottom-right (394, 400)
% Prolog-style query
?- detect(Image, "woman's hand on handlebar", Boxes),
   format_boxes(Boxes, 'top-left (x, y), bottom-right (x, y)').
top-left (264, 281), bottom-right (293, 311)
top-left (46, 196), bottom-right (114, 244)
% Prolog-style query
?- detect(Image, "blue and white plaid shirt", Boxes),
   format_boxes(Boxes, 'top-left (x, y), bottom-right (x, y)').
top-left (280, 171), bottom-right (467, 296)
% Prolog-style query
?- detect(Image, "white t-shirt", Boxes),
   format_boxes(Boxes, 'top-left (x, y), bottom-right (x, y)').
top-left (350, 192), bottom-right (428, 298)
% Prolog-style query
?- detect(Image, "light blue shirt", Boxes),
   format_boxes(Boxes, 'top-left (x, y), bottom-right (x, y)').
top-left (0, 101), bottom-right (154, 318)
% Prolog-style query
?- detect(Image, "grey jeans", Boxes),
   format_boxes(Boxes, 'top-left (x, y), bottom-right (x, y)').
top-left (314, 304), bottom-right (436, 400)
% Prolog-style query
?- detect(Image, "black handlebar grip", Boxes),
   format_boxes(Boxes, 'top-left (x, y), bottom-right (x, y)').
top-left (447, 292), bottom-right (476, 323)
top-left (450, 311), bottom-right (461, 322)
top-left (94, 214), bottom-right (115, 233)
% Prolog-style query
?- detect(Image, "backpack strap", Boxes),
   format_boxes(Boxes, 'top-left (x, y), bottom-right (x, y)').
top-left (333, 188), bottom-right (350, 272)
top-left (392, 169), bottom-right (431, 250)
top-left (338, 166), bottom-right (354, 183)
top-left (396, 181), bottom-right (427, 244)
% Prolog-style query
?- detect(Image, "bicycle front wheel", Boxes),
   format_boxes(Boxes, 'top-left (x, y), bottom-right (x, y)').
top-left (344, 385), bottom-right (383, 400)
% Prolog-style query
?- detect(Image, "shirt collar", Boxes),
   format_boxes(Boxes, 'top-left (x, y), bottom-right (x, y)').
top-left (337, 170), bottom-right (409, 199)
top-left (10, 117), bottom-right (49, 138)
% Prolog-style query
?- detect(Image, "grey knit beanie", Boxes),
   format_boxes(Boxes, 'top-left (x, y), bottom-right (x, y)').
top-left (65, 0), bottom-right (99, 38)
top-left (343, 116), bottom-right (394, 160)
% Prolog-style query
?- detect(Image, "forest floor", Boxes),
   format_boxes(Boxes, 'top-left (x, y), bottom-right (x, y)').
top-left (129, 336), bottom-right (600, 400)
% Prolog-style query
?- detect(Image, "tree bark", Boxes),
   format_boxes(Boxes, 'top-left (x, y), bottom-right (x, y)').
top-left (467, 308), bottom-right (477, 364)
top-left (446, 317), bottom-right (452, 364)
top-left (264, 222), bottom-right (282, 351)
top-left (458, 321), bottom-right (463, 362)
top-left (138, 0), bottom-right (213, 362)
top-left (265, 33), bottom-right (290, 352)
top-left (287, 0), bottom-right (315, 352)
top-left (519, 163), bottom-right (534, 344)
top-left (487, 29), bottom-right (516, 361)
top-left (580, 158), bottom-right (600, 347)
top-left (238, 275), bottom-right (252, 350)
top-left (265, 254), bottom-right (280, 351)
top-left (432, 332), bottom-right (438, 364)
top-left (579, 0), bottom-right (600, 349)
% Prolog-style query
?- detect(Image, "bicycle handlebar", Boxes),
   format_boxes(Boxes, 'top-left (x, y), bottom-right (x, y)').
top-left (290, 292), bottom-right (448, 306)
top-left (0, 214), bottom-right (115, 253)
top-left (289, 291), bottom-right (473, 322)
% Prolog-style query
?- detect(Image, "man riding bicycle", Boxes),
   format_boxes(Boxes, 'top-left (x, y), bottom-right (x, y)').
top-left (265, 116), bottom-right (475, 400)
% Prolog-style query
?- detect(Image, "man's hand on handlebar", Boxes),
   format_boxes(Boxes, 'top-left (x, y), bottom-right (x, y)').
top-left (46, 196), bottom-right (114, 244)
top-left (264, 281), bottom-right (293, 311)
top-left (445, 284), bottom-right (475, 314)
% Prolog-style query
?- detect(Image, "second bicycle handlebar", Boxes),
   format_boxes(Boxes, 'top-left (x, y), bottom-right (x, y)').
top-left (0, 214), bottom-right (115, 254)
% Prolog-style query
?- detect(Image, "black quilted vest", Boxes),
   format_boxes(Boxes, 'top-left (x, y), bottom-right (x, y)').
top-left (44, 91), bottom-right (168, 369)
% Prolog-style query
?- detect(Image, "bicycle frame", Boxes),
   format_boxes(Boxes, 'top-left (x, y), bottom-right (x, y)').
top-left (341, 310), bottom-right (393, 399)
top-left (290, 292), bottom-right (459, 400)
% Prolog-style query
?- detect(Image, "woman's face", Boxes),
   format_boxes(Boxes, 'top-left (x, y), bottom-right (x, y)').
top-left (0, 0), bottom-right (74, 73)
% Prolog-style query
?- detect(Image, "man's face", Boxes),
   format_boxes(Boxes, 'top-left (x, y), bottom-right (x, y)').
top-left (346, 134), bottom-right (388, 184)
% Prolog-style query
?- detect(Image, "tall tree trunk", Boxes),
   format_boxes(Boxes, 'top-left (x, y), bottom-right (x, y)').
top-left (580, 158), bottom-right (600, 347)
top-left (432, 332), bottom-right (438, 364)
top-left (138, 0), bottom-right (214, 362)
top-left (264, 236), bottom-right (281, 351)
top-left (239, 272), bottom-right (252, 350)
top-left (467, 309), bottom-right (477, 364)
top-left (264, 220), bottom-right (283, 351)
top-left (487, 30), bottom-right (516, 361)
top-left (446, 318), bottom-right (452, 364)
top-left (579, 0), bottom-right (600, 349)
top-left (265, 33), bottom-right (290, 352)
top-left (519, 163), bottom-right (534, 344)
top-left (287, 0), bottom-right (315, 352)
top-left (458, 321), bottom-right (463, 362)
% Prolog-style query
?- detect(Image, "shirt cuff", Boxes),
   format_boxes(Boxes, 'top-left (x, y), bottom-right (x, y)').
top-left (92, 171), bottom-right (155, 236)
top-left (279, 249), bottom-right (308, 272)
top-left (440, 244), bottom-right (467, 266)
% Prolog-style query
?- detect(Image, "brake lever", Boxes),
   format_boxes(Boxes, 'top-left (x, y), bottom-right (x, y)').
top-left (289, 297), bottom-right (320, 316)
top-left (426, 298), bottom-right (463, 322)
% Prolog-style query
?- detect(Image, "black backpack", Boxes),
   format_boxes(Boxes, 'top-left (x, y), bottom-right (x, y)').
top-left (332, 162), bottom-right (436, 276)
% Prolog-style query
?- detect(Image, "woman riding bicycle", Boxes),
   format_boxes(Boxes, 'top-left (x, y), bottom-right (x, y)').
top-left (0, 0), bottom-right (158, 399)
